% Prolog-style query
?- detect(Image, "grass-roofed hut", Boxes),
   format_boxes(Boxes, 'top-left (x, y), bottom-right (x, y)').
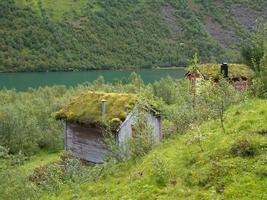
top-left (56, 92), bottom-right (162, 163)
top-left (185, 63), bottom-right (254, 92)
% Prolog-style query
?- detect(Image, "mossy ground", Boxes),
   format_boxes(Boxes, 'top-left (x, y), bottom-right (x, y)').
top-left (41, 98), bottom-right (267, 199)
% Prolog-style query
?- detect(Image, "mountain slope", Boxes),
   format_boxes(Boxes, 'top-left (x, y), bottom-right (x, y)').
top-left (0, 0), bottom-right (266, 72)
top-left (42, 98), bottom-right (267, 200)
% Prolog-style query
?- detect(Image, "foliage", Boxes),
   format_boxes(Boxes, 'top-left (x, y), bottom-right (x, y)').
top-left (229, 137), bottom-right (258, 157)
top-left (242, 22), bottom-right (267, 98)
top-left (40, 98), bottom-right (267, 200)
top-left (102, 125), bottom-right (126, 163)
top-left (259, 53), bottom-right (267, 93)
top-left (151, 156), bottom-right (170, 187)
top-left (29, 152), bottom-right (84, 192)
top-left (242, 23), bottom-right (266, 70)
top-left (199, 76), bottom-right (244, 133)
top-left (128, 72), bottom-right (144, 90)
top-left (128, 108), bottom-right (155, 158)
top-left (0, 86), bottom-right (71, 155)
top-left (251, 55), bottom-right (267, 98)
top-left (0, 145), bottom-right (9, 159)
top-left (152, 76), bottom-right (178, 104)
top-left (10, 150), bottom-right (29, 166)
top-left (0, 151), bottom-right (59, 200)
top-left (0, 168), bottom-right (39, 200)
top-left (1, 0), bottom-right (265, 72)
top-left (188, 52), bottom-right (200, 71)
top-left (0, 72), bottom-right (264, 199)
top-left (0, 73), bottom-right (185, 156)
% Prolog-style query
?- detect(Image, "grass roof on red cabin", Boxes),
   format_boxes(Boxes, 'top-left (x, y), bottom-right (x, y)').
top-left (56, 92), bottom-right (137, 126)
top-left (196, 64), bottom-right (254, 79)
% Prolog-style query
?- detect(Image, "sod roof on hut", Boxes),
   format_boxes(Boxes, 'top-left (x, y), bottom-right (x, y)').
top-left (197, 64), bottom-right (254, 79)
top-left (56, 92), bottom-right (137, 126)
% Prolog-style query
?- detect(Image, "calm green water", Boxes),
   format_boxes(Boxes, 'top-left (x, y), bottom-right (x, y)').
top-left (0, 68), bottom-right (186, 91)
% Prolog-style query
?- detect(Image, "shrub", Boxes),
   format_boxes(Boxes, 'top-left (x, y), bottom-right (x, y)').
top-left (103, 126), bottom-right (126, 163)
top-left (29, 152), bottom-right (105, 193)
top-left (229, 137), bottom-right (258, 157)
top-left (199, 77), bottom-right (244, 133)
top-left (128, 110), bottom-right (154, 158)
top-left (0, 87), bottom-right (67, 155)
top-left (10, 151), bottom-right (29, 166)
top-left (152, 76), bottom-right (178, 104)
top-left (152, 156), bottom-right (169, 187)
top-left (256, 129), bottom-right (267, 136)
top-left (0, 145), bottom-right (9, 159)
top-left (29, 152), bottom-right (83, 192)
top-left (241, 22), bottom-right (266, 69)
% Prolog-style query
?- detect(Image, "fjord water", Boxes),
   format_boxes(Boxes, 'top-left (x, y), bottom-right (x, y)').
top-left (0, 68), bottom-right (186, 91)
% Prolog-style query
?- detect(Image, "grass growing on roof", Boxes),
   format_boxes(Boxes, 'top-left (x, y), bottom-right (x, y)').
top-left (199, 64), bottom-right (254, 79)
top-left (56, 91), bottom-right (137, 125)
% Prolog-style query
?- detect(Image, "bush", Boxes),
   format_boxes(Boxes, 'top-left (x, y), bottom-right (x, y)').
top-left (29, 152), bottom-right (105, 193)
top-left (243, 22), bottom-right (267, 98)
top-left (152, 156), bottom-right (169, 187)
top-left (10, 151), bottom-right (29, 166)
top-left (152, 76), bottom-right (178, 104)
top-left (103, 126), bottom-right (126, 163)
top-left (256, 129), bottom-right (267, 136)
top-left (128, 110), bottom-right (154, 158)
top-left (0, 87), bottom-right (70, 155)
top-left (29, 152), bottom-right (83, 192)
top-left (0, 145), bottom-right (9, 159)
top-left (241, 22), bottom-right (266, 69)
top-left (198, 77), bottom-right (245, 133)
top-left (229, 137), bottom-right (258, 157)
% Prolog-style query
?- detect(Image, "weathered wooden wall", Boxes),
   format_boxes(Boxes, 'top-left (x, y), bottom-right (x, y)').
top-left (146, 113), bottom-right (162, 143)
top-left (65, 123), bottom-right (107, 163)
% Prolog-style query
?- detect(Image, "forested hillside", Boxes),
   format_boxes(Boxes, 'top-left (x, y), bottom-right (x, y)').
top-left (0, 0), bottom-right (266, 72)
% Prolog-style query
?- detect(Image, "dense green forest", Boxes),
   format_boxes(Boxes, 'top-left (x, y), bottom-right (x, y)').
top-left (0, 0), bottom-right (266, 72)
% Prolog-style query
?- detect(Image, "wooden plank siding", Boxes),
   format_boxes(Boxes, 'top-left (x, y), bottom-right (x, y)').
top-left (66, 123), bottom-right (107, 163)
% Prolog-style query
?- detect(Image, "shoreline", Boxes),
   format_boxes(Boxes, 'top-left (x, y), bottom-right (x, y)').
top-left (0, 66), bottom-right (186, 74)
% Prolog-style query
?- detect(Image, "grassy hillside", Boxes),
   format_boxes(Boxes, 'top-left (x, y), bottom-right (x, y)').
top-left (0, 79), bottom-right (266, 199)
top-left (0, 151), bottom-right (60, 200)
top-left (37, 98), bottom-right (266, 199)
top-left (0, 0), bottom-right (266, 72)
